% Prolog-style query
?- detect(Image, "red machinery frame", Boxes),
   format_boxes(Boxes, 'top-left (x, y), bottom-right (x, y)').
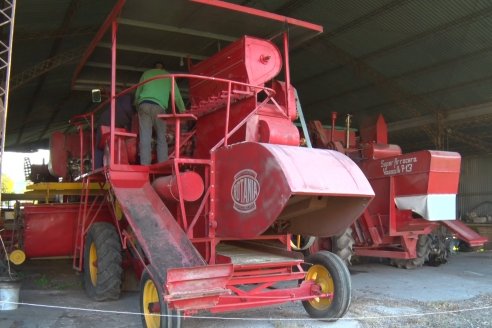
top-left (64, 1), bottom-right (356, 316)
top-left (69, 73), bottom-right (331, 313)
top-left (12, 2), bottom-right (377, 324)
top-left (308, 113), bottom-right (487, 264)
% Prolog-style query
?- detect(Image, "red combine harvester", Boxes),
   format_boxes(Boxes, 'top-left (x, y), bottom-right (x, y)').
top-left (0, 5), bottom-right (377, 327)
top-left (307, 113), bottom-right (487, 268)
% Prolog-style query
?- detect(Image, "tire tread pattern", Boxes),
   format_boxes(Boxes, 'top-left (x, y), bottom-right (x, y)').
top-left (139, 270), bottom-right (182, 328)
top-left (83, 222), bottom-right (122, 301)
top-left (332, 227), bottom-right (355, 265)
top-left (392, 234), bottom-right (430, 269)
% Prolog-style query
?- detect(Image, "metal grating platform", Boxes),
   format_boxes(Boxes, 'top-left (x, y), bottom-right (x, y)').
top-left (217, 243), bottom-right (299, 266)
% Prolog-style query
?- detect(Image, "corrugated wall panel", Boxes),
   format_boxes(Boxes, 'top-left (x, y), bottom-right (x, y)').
top-left (458, 156), bottom-right (492, 217)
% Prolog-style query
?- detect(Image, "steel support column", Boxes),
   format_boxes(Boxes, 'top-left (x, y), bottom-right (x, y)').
top-left (0, 0), bottom-right (16, 206)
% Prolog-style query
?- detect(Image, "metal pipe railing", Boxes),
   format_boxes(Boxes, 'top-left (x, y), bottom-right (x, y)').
top-left (69, 73), bottom-right (278, 173)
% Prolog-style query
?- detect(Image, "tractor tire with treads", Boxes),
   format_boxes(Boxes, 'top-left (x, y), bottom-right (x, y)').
top-left (302, 251), bottom-right (351, 321)
top-left (391, 234), bottom-right (431, 269)
top-left (83, 222), bottom-right (122, 301)
top-left (427, 226), bottom-right (450, 266)
top-left (140, 270), bottom-right (182, 328)
top-left (331, 227), bottom-right (355, 266)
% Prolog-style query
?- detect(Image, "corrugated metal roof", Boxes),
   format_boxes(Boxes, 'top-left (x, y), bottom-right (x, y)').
top-left (6, 0), bottom-right (492, 156)
top-left (7, 0), bottom-right (117, 149)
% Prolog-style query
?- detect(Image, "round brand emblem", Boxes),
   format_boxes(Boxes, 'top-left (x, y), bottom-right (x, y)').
top-left (231, 169), bottom-right (260, 213)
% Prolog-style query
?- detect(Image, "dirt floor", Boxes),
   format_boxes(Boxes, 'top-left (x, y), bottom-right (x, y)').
top-left (1, 250), bottom-right (491, 328)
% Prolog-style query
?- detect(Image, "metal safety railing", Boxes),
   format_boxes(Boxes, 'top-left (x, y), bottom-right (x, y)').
top-left (68, 73), bottom-right (286, 261)
top-left (69, 73), bottom-right (282, 172)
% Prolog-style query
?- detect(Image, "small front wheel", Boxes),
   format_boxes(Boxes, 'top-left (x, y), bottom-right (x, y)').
top-left (140, 270), bottom-right (181, 328)
top-left (302, 251), bottom-right (351, 320)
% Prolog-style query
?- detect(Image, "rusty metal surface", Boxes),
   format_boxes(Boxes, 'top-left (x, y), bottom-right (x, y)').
top-left (110, 173), bottom-right (206, 284)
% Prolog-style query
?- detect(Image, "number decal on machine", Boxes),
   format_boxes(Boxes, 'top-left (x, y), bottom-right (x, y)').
top-left (231, 169), bottom-right (260, 213)
top-left (380, 156), bottom-right (417, 176)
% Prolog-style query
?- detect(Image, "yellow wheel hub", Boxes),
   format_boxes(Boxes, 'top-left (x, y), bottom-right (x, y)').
top-left (143, 279), bottom-right (160, 328)
top-left (305, 264), bottom-right (334, 310)
top-left (89, 242), bottom-right (98, 286)
top-left (9, 249), bottom-right (26, 265)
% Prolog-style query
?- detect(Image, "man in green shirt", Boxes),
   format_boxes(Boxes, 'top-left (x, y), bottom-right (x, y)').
top-left (134, 62), bottom-right (185, 164)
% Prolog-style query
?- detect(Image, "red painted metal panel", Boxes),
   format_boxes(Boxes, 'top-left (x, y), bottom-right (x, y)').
top-left (152, 171), bottom-right (204, 202)
top-left (360, 114), bottom-right (389, 144)
top-left (48, 132), bottom-right (69, 178)
top-left (23, 204), bottom-right (112, 258)
top-left (214, 142), bottom-right (374, 238)
top-left (165, 264), bottom-right (233, 310)
top-left (109, 167), bottom-right (149, 188)
top-left (442, 220), bottom-right (488, 246)
top-left (211, 281), bottom-right (323, 313)
top-left (361, 150), bottom-right (461, 196)
top-left (24, 204), bottom-right (78, 258)
top-left (271, 80), bottom-right (297, 121)
top-left (49, 131), bottom-right (91, 179)
top-left (362, 143), bottom-right (402, 160)
top-left (193, 98), bottom-right (254, 158)
top-left (189, 36), bottom-right (282, 105)
top-left (257, 115), bottom-right (299, 145)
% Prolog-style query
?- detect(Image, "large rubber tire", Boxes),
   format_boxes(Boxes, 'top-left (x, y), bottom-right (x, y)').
top-left (331, 227), bottom-right (355, 266)
top-left (140, 270), bottom-right (182, 328)
top-left (302, 251), bottom-right (352, 321)
top-left (427, 226), bottom-right (450, 266)
top-left (392, 234), bottom-right (430, 269)
top-left (83, 222), bottom-right (122, 301)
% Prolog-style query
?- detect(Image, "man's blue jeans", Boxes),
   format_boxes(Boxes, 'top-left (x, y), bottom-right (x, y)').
top-left (138, 102), bottom-right (167, 165)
